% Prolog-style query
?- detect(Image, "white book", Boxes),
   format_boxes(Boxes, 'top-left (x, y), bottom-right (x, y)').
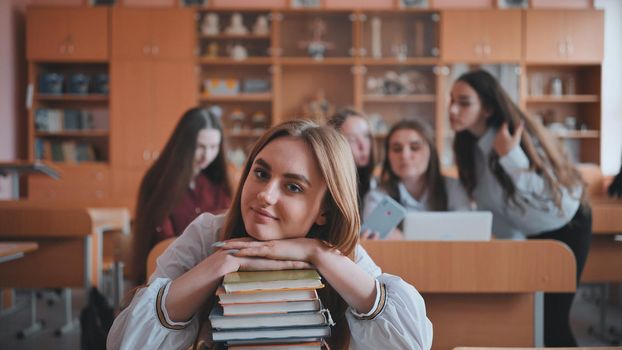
top-left (210, 305), bottom-right (329, 330)
top-left (222, 299), bottom-right (320, 316)
top-left (212, 325), bottom-right (330, 342)
top-left (217, 287), bottom-right (318, 304)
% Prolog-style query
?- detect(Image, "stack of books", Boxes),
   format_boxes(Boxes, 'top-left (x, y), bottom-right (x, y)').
top-left (210, 269), bottom-right (334, 349)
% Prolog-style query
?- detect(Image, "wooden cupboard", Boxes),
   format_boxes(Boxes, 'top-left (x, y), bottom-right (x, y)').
top-left (525, 10), bottom-right (604, 63)
top-left (111, 8), bottom-right (196, 61)
top-left (26, 7), bottom-right (109, 62)
top-left (441, 10), bottom-right (522, 62)
top-left (24, 5), bottom-right (605, 206)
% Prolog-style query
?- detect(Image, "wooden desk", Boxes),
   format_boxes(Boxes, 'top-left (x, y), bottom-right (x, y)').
top-left (0, 242), bottom-right (38, 264)
top-left (362, 240), bottom-right (575, 350)
top-left (583, 196), bottom-right (622, 283)
top-left (0, 206), bottom-right (130, 290)
top-left (0, 161), bottom-right (59, 199)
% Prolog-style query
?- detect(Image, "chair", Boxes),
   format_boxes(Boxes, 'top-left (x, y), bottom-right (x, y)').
top-left (146, 238), bottom-right (175, 279)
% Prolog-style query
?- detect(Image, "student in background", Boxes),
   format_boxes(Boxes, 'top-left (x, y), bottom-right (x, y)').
top-left (108, 120), bottom-right (433, 350)
top-left (133, 107), bottom-right (232, 283)
top-left (449, 69), bottom-right (591, 347)
top-left (362, 118), bottom-right (471, 239)
top-left (327, 108), bottom-right (378, 207)
top-left (608, 154), bottom-right (622, 198)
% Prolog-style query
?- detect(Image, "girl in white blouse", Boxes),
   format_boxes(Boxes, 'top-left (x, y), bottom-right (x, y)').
top-left (448, 69), bottom-right (591, 347)
top-left (107, 120), bottom-right (433, 350)
top-left (363, 118), bottom-right (472, 239)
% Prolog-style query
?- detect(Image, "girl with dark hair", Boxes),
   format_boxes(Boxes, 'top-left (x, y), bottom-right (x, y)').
top-left (327, 108), bottom-right (377, 204)
top-left (362, 118), bottom-right (471, 239)
top-left (133, 107), bottom-right (232, 283)
top-left (109, 119), bottom-right (432, 350)
top-left (449, 69), bottom-right (591, 346)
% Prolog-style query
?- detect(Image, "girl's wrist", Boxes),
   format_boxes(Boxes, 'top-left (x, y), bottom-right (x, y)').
top-left (308, 239), bottom-right (333, 268)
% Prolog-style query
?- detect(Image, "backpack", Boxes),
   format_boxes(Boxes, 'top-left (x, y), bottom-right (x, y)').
top-left (80, 287), bottom-right (114, 350)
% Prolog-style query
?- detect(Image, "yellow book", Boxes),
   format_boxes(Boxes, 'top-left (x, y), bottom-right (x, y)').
top-left (223, 270), bottom-right (323, 293)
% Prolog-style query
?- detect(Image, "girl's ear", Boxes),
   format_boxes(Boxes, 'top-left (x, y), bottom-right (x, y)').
top-left (314, 209), bottom-right (327, 226)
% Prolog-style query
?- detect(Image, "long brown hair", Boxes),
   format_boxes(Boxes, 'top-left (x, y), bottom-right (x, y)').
top-left (380, 118), bottom-right (448, 211)
top-left (133, 107), bottom-right (231, 283)
top-left (200, 119), bottom-right (361, 349)
top-left (453, 69), bottom-right (583, 210)
top-left (327, 108), bottom-right (377, 203)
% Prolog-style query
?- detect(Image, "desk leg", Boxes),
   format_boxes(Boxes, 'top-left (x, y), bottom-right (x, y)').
top-left (84, 235), bottom-right (93, 291)
top-left (16, 291), bottom-right (44, 339)
top-left (534, 291), bottom-right (544, 347)
top-left (54, 288), bottom-right (78, 336)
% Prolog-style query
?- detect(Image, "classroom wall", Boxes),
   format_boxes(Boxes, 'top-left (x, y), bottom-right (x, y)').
top-left (1, 0), bottom-right (621, 199)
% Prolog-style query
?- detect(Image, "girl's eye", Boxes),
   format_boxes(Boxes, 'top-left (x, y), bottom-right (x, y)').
top-left (286, 183), bottom-right (303, 193)
top-left (253, 168), bottom-right (269, 180)
top-left (459, 101), bottom-right (471, 107)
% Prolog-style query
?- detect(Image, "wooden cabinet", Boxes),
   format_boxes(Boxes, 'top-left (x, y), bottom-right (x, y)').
top-left (441, 10), bottom-right (522, 62)
top-left (28, 165), bottom-right (111, 203)
top-left (112, 8), bottom-right (195, 60)
top-left (525, 10), bottom-right (604, 63)
top-left (27, 7), bottom-right (109, 61)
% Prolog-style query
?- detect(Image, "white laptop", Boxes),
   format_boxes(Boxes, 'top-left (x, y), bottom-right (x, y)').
top-left (402, 211), bottom-right (493, 241)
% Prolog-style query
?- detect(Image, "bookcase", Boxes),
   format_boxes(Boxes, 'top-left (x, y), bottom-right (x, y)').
top-left (23, 4), bottom-right (604, 206)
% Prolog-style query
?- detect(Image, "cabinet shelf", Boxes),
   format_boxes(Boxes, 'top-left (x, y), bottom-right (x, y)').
top-left (279, 57), bottom-right (355, 65)
top-left (35, 94), bottom-right (109, 102)
top-left (198, 57), bottom-right (273, 65)
top-left (199, 34), bottom-right (270, 40)
top-left (551, 130), bottom-right (600, 139)
top-left (199, 93), bottom-right (272, 102)
top-left (363, 94), bottom-right (436, 103)
top-left (35, 130), bottom-right (109, 138)
top-left (360, 58), bottom-right (439, 66)
top-left (526, 95), bottom-right (599, 103)
top-left (225, 129), bottom-right (265, 138)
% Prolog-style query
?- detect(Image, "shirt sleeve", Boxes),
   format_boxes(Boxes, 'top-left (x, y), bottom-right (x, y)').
top-left (106, 278), bottom-right (199, 350)
top-left (108, 213), bottom-right (223, 350)
top-left (348, 245), bottom-right (433, 350)
top-left (498, 144), bottom-right (581, 219)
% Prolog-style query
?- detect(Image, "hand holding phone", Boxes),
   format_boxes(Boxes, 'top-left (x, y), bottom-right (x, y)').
top-left (362, 196), bottom-right (407, 240)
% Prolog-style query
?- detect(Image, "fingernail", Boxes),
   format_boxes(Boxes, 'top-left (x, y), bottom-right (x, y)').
top-left (227, 249), bottom-right (240, 255)
top-left (211, 241), bottom-right (225, 247)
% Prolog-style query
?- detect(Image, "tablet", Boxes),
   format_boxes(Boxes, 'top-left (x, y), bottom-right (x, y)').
top-left (362, 196), bottom-right (407, 239)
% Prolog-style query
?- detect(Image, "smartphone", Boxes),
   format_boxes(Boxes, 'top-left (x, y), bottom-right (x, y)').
top-left (362, 196), bottom-right (407, 239)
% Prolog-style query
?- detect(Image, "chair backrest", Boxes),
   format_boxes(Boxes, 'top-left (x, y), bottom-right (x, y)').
top-left (146, 238), bottom-right (175, 279)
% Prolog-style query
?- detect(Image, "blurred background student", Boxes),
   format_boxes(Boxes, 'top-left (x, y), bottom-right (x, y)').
top-left (449, 69), bottom-right (591, 346)
top-left (327, 108), bottom-right (378, 211)
top-left (363, 118), bottom-right (471, 239)
top-left (132, 107), bottom-right (232, 283)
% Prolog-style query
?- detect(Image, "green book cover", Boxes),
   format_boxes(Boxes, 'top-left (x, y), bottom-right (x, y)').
top-left (224, 270), bottom-right (321, 284)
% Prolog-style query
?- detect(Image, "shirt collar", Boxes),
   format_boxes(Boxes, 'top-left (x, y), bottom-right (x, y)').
top-left (398, 182), bottom-right (427, 210)
top-left (476, 127), bottom-right (497, 154)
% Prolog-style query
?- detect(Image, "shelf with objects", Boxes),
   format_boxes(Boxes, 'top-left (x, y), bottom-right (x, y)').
top-left (356, 10), bottom-right (440, 159)
top-left (29, 62), bottom-right (111, 166)
top-left (196, 9), bottom-right (275, 169)
top-left (523, 64), bottom-right (601, 164)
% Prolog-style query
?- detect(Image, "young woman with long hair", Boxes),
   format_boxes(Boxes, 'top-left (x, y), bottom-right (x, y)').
top-left (449, 69), bottom-right (591, 346)
top-left (108, 119), bottom-right (432, 350)
top-left (362, 118), bottom-right (471, 239)
top-left (133, 107), bottom-right (232, 283)
top-left (327, 108), bottom-right (377, 204)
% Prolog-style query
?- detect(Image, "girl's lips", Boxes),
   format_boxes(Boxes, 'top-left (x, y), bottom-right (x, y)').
top-left (251, 207), bottom-right (278, 220)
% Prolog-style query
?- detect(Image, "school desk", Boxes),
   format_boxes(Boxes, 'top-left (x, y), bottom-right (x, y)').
top-left (362, 240), bottom-right (575, 350)
top-left (0, 242), bottom-right (38, 264)
top-left (0, 161), bottom-right (60, 199)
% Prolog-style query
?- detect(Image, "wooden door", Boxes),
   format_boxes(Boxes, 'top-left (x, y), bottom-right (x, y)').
top-left (482, 10), bottom-right (521, 61)
top-left (112, 8), bottom-right (153, 60)
top-left (565, 10), bottom-right (603, 62)
top-left (27, 7), bottom-right (69, 61)
top-left (526, 10), bottom-right (603, 63)
top-left (66, 8), bottom-right (109, 61)
top-left (150, 9), bottom-right (196, 61)
top-left (110, 61), bottom-right (153, 170)
top-left (151, 61), bottom-right (197, 157)
top-left (441, 11), bottom-right (483, 61)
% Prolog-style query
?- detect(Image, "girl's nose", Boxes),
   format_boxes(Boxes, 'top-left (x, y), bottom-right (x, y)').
top-left (257, 182), bottom-right (278, 206)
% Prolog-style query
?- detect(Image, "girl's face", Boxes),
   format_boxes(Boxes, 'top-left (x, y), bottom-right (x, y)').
top-left (388, 129), bottom-right (430, 182)
top-left (193, 128), bottom-right (221, 176)
top-left (241, 137), bottom-right (328, 241)
top-left (340, 116), bottom-right (372, 167)
top-left (449, 80), bottom-right (489, 136)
